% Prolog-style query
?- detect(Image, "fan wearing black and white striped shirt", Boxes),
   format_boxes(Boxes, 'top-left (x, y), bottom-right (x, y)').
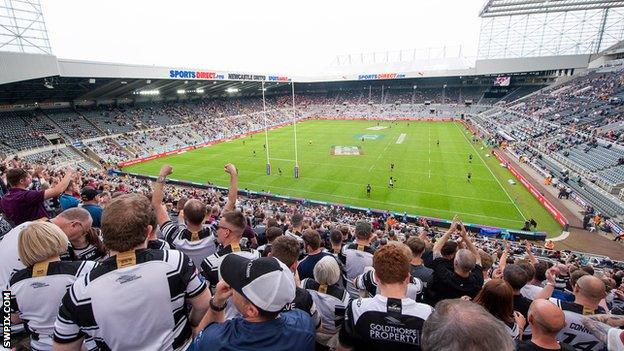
top-left (53, 194), bottom-right (211, 351)
top-left (8, 222), bottom-right (96, 351)
top-left (301, 256), bottom-right (350, 349)
top-left (200, 210), bottom-right (260, 292)
top-left (339, 221), bottom-right (376, 298)
top-left (151, 164), bottom-right (239, 269)
top-left (338, 243), bottom-right (433, 351)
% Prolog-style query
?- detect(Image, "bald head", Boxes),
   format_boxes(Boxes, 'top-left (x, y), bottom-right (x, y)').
top-left (528, 299), bottom-right (566, 335)
top-left (454, 249), bottom-right (476, 272)
top-left (575, 275), bottom-right (606, 302)
top-left (56, 207), bottom-right (93, 226)
top-left (422, 299), bottom-right (515, 351)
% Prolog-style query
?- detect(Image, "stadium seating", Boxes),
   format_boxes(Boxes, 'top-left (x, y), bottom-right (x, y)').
top-left (44, 109), bottom-right (101, 140)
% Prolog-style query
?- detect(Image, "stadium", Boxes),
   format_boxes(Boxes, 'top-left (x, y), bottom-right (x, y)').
top-left (2, 0), bottom-right (624, 350)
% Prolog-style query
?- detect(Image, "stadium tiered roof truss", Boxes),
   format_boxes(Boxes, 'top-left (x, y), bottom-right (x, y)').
top-left (478, 0), bottom-right (624, 58)
top-left (0, 0), bottom-right (51, 54)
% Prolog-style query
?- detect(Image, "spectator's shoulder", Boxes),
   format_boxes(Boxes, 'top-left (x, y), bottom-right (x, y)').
top-left (193, 320), bottom-right (232, 348)
top-left (281, 309), bottom-right (315, 332)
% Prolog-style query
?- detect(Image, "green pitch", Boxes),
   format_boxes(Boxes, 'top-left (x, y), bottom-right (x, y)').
top-left (123, 120), bottom-right (562, 236)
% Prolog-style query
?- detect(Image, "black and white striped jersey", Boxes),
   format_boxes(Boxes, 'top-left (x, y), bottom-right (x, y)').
top-left (200, 243), bottom-right (260, 291)
top-left (339, 243), bottom-right (375, 297)
top-left (160, 220), bottom-right (217, 270)
top-left (0, 222), bottom-right (31, 287)
top-left (53, 249), bottom-right (206, 351)
top-left (302, 278), bottom-right (349, 334)
top-left (549, 298), bottom-right (606, 351)
top-left (148, 239), bottom-right (171, 250)
top-left (68, 243), bottom-right (106, 262)
top-left (8, 260), bottom-right (96, 350)
top-left (354, 269), bottom-right (424, 302)
top-left (339, 295), bottom-right (433, 351)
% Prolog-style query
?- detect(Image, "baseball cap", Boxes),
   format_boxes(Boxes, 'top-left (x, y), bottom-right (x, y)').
top-left (81, 186), bottom-right (101, 201)
top-left (219, 255), bottom-right (295, 312)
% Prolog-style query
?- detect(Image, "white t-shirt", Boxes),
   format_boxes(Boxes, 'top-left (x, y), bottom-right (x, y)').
top-left (520, 283), bottom-right (543, 300)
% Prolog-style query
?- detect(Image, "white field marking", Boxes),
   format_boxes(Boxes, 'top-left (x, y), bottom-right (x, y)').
top-left (367, 126), bottom-right (388, 130)
top-left (191, 156), bottom-right (498, 183)
top-left (454, 123), bottom-right (527, 221)
top-left (368, 137), bottom-right (394, 172)
top-left (196, 165), bottom-right (514, 205)
top-left (239, 180), bottom-right (526, 225)
top-left (396, 133), bottom-right (407, 144)
top-left (429, 169), bottom-right (431, 179)
top-left (550, 231), bottom-right (570, 242)
top-left (428, 125), bottom-right (431, 166)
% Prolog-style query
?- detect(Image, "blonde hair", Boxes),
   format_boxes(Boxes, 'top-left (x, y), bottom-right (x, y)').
top-left (313, 256), bottom-right (341, 285)
top-left (18, 222), bottom-right (69, 267)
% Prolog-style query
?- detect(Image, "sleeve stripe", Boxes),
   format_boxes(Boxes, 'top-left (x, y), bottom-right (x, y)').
top-left (187, 281), bottom-right (207, 298)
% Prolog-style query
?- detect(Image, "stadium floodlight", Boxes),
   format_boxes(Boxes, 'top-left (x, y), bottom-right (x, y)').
top-left (226, 87), bottom-right (240, 93)
top-left (89, 79), bottom-right (96, 84)
top-left (196, 88), bottom-right (205, 93)
top-left (135, 90), bottom-right (160, 96)
top-left (177, 89), bottom-right (186, 94)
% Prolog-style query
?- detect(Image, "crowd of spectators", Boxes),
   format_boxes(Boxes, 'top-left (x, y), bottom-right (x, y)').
top-left (509, 67), bottom-right (624, 143)
top-left (2, 153), bottom-right (624, 350)
top-left (3, 67), bottom-right (624, 350)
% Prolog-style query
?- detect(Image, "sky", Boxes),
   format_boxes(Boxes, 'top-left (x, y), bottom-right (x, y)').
top-left (41, 0), bottom-right (485, 76)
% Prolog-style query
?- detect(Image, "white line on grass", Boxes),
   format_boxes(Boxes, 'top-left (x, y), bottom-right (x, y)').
top-left (454, 123), bottom-right (527, 221)
top-left (368, 137), bottom-right (394, 172)
top-left (190, 165), bottom-right (514, 205)
top-left (269, 157), bottom-right (296, 162)
top-left (240, 180), bottom-right (525, 225)
top-left (428, 124), bottom-right (431, 175)
top-left (396, 133), bottom-right (406, 144)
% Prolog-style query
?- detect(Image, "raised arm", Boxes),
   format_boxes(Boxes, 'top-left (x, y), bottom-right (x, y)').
top-left (151, 165), bottom-right (173, 226)
top-left (534, 267), bottom-right (557, 300)
top-left (44, 168), bottom-right (74, 200)
top-left (223, 163), bottom-right (238, 213)
top-left (524, 240), bottom-right (538, 265)
top-left (433, 216), bottom-right (458, 255)
top-left (194, 281), bottom-right (232, 333)
top-left (498, 240), bottom-right (511, 272)
top-left (459, 221), bottom-right (481, 266)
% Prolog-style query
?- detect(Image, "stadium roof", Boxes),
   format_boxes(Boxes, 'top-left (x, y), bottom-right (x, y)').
top-left (479, 0), bottom-right (624, 17)
top-left (0, 77), bottom-right (291, 105)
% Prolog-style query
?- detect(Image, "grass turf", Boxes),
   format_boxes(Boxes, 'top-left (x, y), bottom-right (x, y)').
top-left (123, 120), bottom-right (562, 236)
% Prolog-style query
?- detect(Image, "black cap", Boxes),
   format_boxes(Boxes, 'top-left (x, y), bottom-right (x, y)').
top-left (80, 186), bottom-right (101, 201)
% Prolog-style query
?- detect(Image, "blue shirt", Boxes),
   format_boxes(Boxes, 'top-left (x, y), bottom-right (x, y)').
top-left (189, 309), bottom-right (315, 351)
top-left (82, 204), bottom-right (103, 228)
top-left (297, 251), bottom-right (333, 280)
top-left (59, 193), bottom-right (79, 211)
